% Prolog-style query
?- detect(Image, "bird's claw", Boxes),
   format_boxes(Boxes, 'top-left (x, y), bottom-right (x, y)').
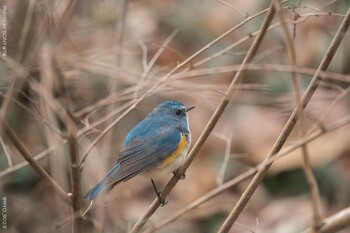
top-left (173, 171), bottom-right (186, 180)
top-left (160, 199), bottom-right (168, 206)
top-left (156, 191), bottom-right (168, 206)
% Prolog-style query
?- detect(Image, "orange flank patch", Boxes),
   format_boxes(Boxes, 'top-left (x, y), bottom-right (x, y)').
top-left (163, 133), bottom-right (188, 166)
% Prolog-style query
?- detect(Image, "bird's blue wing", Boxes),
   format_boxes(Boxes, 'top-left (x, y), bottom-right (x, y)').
top-left (106, 126), bottom-right (182, 190)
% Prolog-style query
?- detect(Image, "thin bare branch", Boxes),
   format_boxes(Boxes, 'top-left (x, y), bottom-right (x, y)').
top-left (216, 133), bottom-right (233, 185)
top-left (219, 0), bottom-right (249, 18)
top-left (274, 0), bottom-right (323, 230)
top-left (15, 0), bottom-right (37, 62)
top-left (0, 140), bottom-right (67, 178)
top-left (134, 29), bottom-right (179, 99)
top-left (191, 10), bottom-right (345, 69)
top-left (3, 121), bottom-right (69, 203)
top-left (174, 64), bottom-right (350, 83)
top-left (302, 206), bottom-right (350, 233)
top-left (0, 136), bottom-right (12, 167)
top-left (79, 98), bottom-right (141, 167)
top-left (104, 0), bottom-right (128, 174)
top-left (308, 87), bottom-right (350, 135)
top-left (217, 7), bottom-right (350, 233)
top-left (68, 121), bottom-right (83, 233)
top-left (0, 78), bottom-right (17, 140)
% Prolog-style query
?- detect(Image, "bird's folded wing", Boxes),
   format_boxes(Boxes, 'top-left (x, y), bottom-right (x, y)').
top-left (106, 127), bottom-right (181, 189)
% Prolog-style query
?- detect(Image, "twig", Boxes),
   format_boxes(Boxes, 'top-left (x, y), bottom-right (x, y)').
top-left (217, 7), bottom-right (350, 233)
top-left (68, 122), bottom-right (82, 233)
top-left (0, 57), bottom-right (33, 138)
top-left (145, 1), bottom-right (283, 89)
top-left (53, 57), bottom-right (71, 117)
top-left (53, 0), bottom-right (79, 43)
top-left (143, 115), bottom-right (350, 233)
top-left (76, 62), bottom-right (350, 138)
top-left (274, 0), bottom-right (323, 230)
top-left (190, 10), bottom-right (344, 69)
top-left (216, 133), bottom-right (233, 185)
top-left (0, 89), bottom-right (66, 138)
top-left (0, 136), bottom-right (12, 167)
top-left (29, 81), bottom-right (74, 134)
top-left (73, 91), bottom-right (125, 120)
top-left (129, 3), bottom-right (277, 233)
top-left (3, 121), bottom-right (69, 203)
top-left (104, 0), bottom-right (128, 173)
top-left (113, 0), bottom-right (127, 74)
top-left (15, 0), bottom-right (37, 62)
top-left (39, 39), bottom-right (72, 215)
top-left (302, 206), bottom-right (350, 233)
top-left (308, 86), bottom-right (350, 136)
top-left (174, 64), bottom-right (350, 83)
top-left (69, 61), bottom-right (350, 127)
top-left (40, 14), bottom-right (83, 230)
top-left (139, 41), bottom-right (148, 71)
top-left (0, 80), bottom-right (15, 138)
top-left (79, 98), bottom-right (140, 167)
top-left (219, 0), bottom-right (249, 18)
top-left (77, 98), bottom-right (136, 136)
top-left (0, 140), bottom-right (67, 178)
top-left (134, 29), bottom-right (179, 99)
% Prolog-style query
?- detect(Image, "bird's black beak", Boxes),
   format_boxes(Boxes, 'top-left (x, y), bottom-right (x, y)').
top-left (185, 106), bottom-right (195, 112)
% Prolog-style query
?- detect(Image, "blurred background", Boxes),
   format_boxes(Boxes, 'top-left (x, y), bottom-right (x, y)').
top-left (0, 0), bottom-right (350, 232)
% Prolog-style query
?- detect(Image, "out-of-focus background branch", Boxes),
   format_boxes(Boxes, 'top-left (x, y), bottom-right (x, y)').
top-left (0, 0), bottom-right (350, 233)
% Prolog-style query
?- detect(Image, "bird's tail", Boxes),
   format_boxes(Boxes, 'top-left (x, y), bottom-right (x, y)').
top-left (84, 163), bottom-right (120, 200)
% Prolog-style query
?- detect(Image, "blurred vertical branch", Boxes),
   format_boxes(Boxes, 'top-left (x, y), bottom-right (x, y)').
top-left (216, 133), bottom-right (233, 185)
top-left (112, 0), bottom-right (127, 91)
top-left (129, 2), bottom-right (277, 233)
top-left (40, 8), bottom-right (71, 221)
top-left (0, 129), bottom-right (12, 167)
top-left (39, 2), bottom-right (83, 233)
top-left (273, 0), bottom-right (323, 230)
top-left (68, 122), bottom-right (82, 233)
top-left (0, 0), bottom-right (36, 139)
top-left (104, 0), bottom-right (128, 158)
top-left (30, 76), bottom-right (83, 232)
top-left (217, 7), bottom-right (350, 233)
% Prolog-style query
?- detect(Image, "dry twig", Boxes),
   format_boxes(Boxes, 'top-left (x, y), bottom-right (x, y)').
top-left (217, 7), bottom-right (350, 233)
top-left (3, 121), bottom-right (69, 203)
top-left (302, 207), bottom-right (350, 233)
top-left (273, 0), bottom-right (323, 230)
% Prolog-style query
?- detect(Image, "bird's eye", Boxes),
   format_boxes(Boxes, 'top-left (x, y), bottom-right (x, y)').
top-left (175, 109), bottom-right (181, 115)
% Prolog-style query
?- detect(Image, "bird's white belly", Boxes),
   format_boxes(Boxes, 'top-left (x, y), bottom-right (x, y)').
top-left (142, 142), bottom-right (190, 178)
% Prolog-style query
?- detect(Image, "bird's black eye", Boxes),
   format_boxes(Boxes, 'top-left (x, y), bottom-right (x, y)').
top-left (175, 109), bottom-right (181, 115)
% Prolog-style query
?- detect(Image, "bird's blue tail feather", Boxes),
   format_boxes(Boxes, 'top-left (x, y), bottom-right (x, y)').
top-left (84, 163), bottom-right (120, 200)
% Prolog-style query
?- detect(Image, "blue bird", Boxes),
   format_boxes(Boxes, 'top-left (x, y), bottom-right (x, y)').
top-left (84, 100), bottom-right (195, 205)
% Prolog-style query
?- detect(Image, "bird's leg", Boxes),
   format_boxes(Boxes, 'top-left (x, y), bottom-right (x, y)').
top-left (150, 179), bottom-right (168, 206)
top-left (173, 170), bottom-right (186, 180)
